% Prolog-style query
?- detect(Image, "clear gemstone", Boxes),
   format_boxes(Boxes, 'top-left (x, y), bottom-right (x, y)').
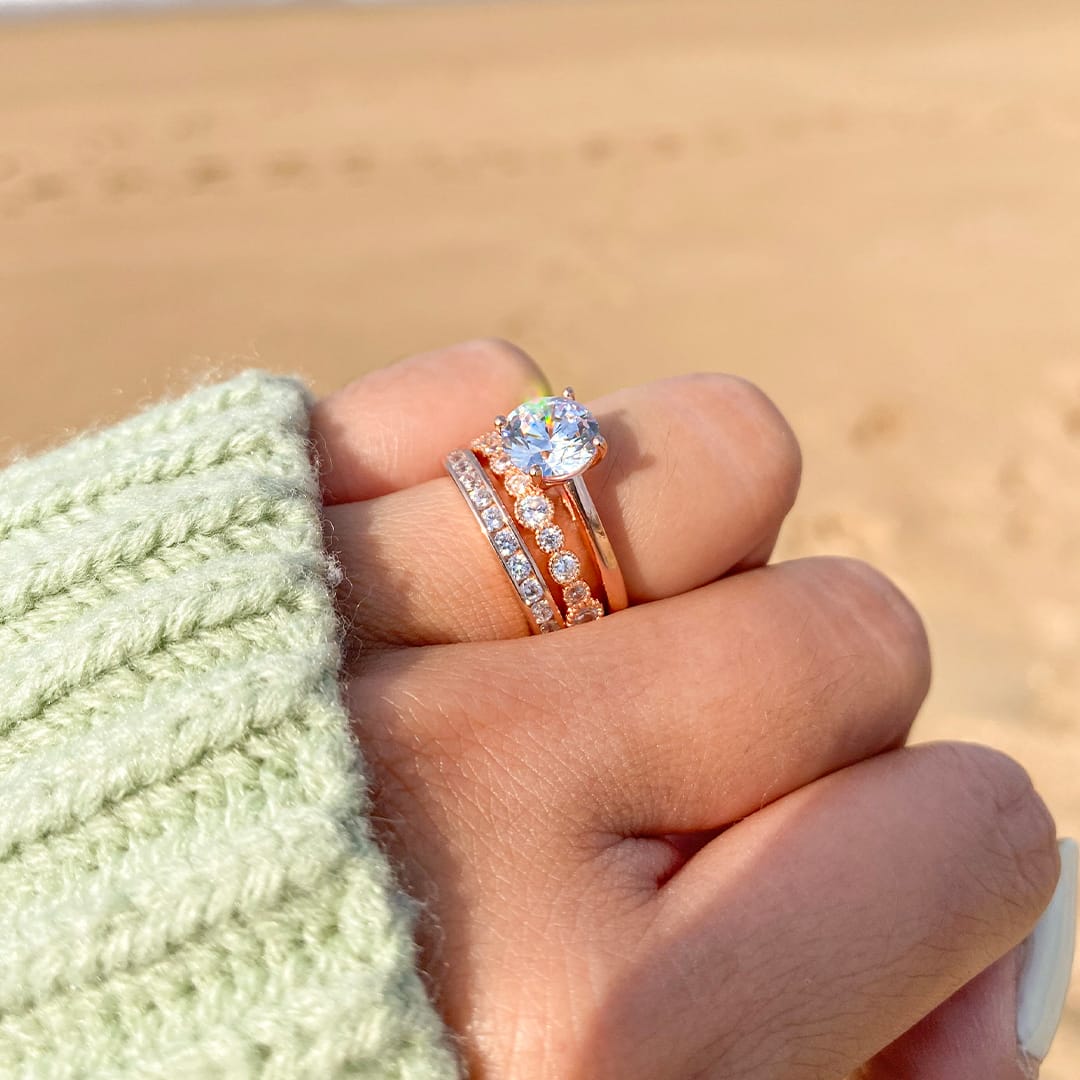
top-left (569, 600), bottom-right (603, 624)
top-left (501, 396), bottom-right (601, 480)
top-left (447, 450), bottom-right (469, 470)
top-left (531, 600), bottom-right (554, 623)
top-left (535, 524), bottom-right (564, 553)
top-left (505, 472), bottom-right (532, 497)
top-left (472, 433), bottom-right (500, 454)
top-left (469, 485), bottom-right (493, 508)
top-left (539, 619), bottom-right (561, 634)
top-left (493, 528), bottom-right (519, 557)
top-left (563, 580), bottom-right (590, 605)
top-left (549, 550), bottom-right (581, 584)
top-left (460, 469), bottom-right (482, 490)
top-left (489, 454), bottom-right (512, 474)
top-left (481, 504), bottom-right (505, 531)
top-left (518, 576), bottom-right (544, 603)
top-left (515, 494), bottom-right (553, 529)
top-left (506, 551), bottom-right (532, 582)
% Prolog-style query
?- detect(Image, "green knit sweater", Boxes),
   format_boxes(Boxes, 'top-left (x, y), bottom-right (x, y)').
top-left (0, 374), bottom-right (460, 1078)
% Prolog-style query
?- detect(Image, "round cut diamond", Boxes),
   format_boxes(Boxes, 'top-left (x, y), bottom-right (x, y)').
top-left (563, 580), bottom-right (590, 605)
top-left (505, 472), bottom-right (532, 497)
top-left (518, 576), bottom-right (544, 603)
top-left (535, 524), bottom-right (564, 553)
top-left (493, 528), bottom-right (519, 558)
top-left (549, 550), bottom-right (581, 584)
top-left (506, 552), bottom-right (532, 582)
top-left (468, 485), bottom-right (493, 509)
top-left (530, 600), bottom-right (554, 624)
top-left (569, 600), bottom-right (603, 625)
top-left (515, 494), bottom-right (554, 530)
top-left (501, 396), bottom-right (601, 481)
top-left (481, 504), bottom-right (505, 532)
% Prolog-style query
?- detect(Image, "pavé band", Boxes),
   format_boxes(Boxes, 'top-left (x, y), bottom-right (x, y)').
top-left (445, 449), bottom-right (565, 633)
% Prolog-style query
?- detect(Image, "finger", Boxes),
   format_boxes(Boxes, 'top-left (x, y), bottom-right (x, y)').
top-left (310, 338), bottom-right (550, 504)
top-left (552, 555), bottom-right (932, 835)
top-left (354, 556), bottom-right (930, 834)
top-left (329, 372), bottom-right (801, 647)
top-left (599, 743), bottom-right (1060, 1080)
top-left (856, 951), bottom-right (1027, 1080)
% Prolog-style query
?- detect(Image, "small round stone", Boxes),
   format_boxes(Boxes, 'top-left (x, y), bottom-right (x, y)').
top-left (468, 485), bottom-right (493, 509)
top-left (493, 528), bottom-right (519, 557)
top-left (481, 504), bottom-right (505, 532)
top-left (539, 619), bottom-right (561, 634)
top-left (515, 494), bottom-right (554, 530)
top-left (569, 600), bottom-right (604, 625)
top-left (506, 551), bottom-right (532, 582)
top-left (549, 550), bottom-right (581, 584)
top-left (505, 472), bottom-right (532, 497)
top-left (489, 454), bottom-right (512, 475)
top-left (530, 600), bottom-right (554, 624)
top-left (535, 524), bottom-right (564, 553)
top-left (501, 396), bottom-right (601, 480)
top-left (563, 580), bottom-right (590, 605)
top-left (459, 469), bottom-right (482, 490)
top-left (518, 576), bottom-right (544, 603)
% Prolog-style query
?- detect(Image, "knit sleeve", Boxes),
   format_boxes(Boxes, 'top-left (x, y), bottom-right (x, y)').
top-left (0, 373), bottom-right (461, 1079)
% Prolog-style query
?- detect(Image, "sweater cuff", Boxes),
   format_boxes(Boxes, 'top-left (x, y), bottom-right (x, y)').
top-left (0, 373), bottom-right (460, 1078)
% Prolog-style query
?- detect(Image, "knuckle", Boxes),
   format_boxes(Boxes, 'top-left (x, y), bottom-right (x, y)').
top-left (934, 742), bottom-right (1060, 912)
top-left (802, 556), bottom-right (931, 682)
top-left (680, 372), bottom-right (802, 511)
top-left (455, 337), bottom-right (546, 385)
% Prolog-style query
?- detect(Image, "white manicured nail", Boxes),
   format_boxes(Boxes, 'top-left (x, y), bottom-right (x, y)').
top-left (1017, 838), bottom-right (1078, 1065)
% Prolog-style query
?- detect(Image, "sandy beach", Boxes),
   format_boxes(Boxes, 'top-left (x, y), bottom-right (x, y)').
top-left (2, 0), bottom-right (1079, 1071)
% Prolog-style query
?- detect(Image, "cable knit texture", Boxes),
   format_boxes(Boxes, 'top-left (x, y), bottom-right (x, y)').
top-left (0, 373), bottom-right (460, 1079)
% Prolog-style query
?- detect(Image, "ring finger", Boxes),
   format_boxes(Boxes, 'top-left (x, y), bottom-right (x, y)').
top-left (326, 368), bottom-right (801, 649)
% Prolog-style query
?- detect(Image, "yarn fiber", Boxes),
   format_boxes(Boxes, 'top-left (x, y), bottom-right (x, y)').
top-left (0, 373), bottom-right (460, 1079)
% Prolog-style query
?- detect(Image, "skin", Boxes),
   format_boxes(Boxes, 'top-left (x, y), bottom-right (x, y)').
top-left (310, 339), bottom-right (1061, 1080)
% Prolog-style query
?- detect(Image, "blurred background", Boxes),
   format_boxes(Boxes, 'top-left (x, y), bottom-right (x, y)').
top-left (2, 0), bottom-right (1079, 1072)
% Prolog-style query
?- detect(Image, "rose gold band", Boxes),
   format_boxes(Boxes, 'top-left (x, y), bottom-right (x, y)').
top-left (470, 430), bottom-right (625, 625)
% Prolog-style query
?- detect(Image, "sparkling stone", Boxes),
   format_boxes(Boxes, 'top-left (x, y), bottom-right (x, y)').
top-left (493, 528), bottom-right (519, 557)
top-left (569, 600), bottom-right (603, 624)
top-left (505, 471), bottom-right (532, 497)
top-left (501, 396), bottom-right (601, 480)
top-left (447, 450), bottom-right (469, 470)
top-left (459, 469), bottom-right (482, 490)
top-left (472, 433), bottom-right (500, 453)
top-left (515, 494), bottom-right (553, 530)
top-left (539, 619), bottom-right (561, 634)
top-left (563, 580), bottom-right (590, 605)
top-left (506, 551), bottom-right (532, 582)
top-left (530, 600), bottom-right (554, 623)
top-left (518, 576), bottom-right (544, 603)
top-left (535, 524), bottom-right (564, 553)
top-left (468, 485), bottom-right (493, 509)
top-left (489, 454), bottom-right (512, 475)
top-left (549, 550), bottom-right (581, 584)
top-left (481, 504), bottom-right (505, 532)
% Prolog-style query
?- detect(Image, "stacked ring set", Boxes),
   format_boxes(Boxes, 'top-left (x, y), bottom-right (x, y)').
top-left (445, 389), bottom-right (627, 633)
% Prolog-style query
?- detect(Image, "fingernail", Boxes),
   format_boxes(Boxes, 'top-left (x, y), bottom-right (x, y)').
top-left (1017, 837), bottom-right (1078, 1067)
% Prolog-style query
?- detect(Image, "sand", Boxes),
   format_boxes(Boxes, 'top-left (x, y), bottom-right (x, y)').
top-left (2, 0), bottom-right (1079, 1070)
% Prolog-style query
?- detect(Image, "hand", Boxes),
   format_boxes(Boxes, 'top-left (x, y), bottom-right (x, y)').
top-left (312, 340), bottom-right (1061, 1079)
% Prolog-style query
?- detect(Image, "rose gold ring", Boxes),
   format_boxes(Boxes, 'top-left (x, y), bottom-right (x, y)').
top-left (466, 387), bottom-right (627, 628)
